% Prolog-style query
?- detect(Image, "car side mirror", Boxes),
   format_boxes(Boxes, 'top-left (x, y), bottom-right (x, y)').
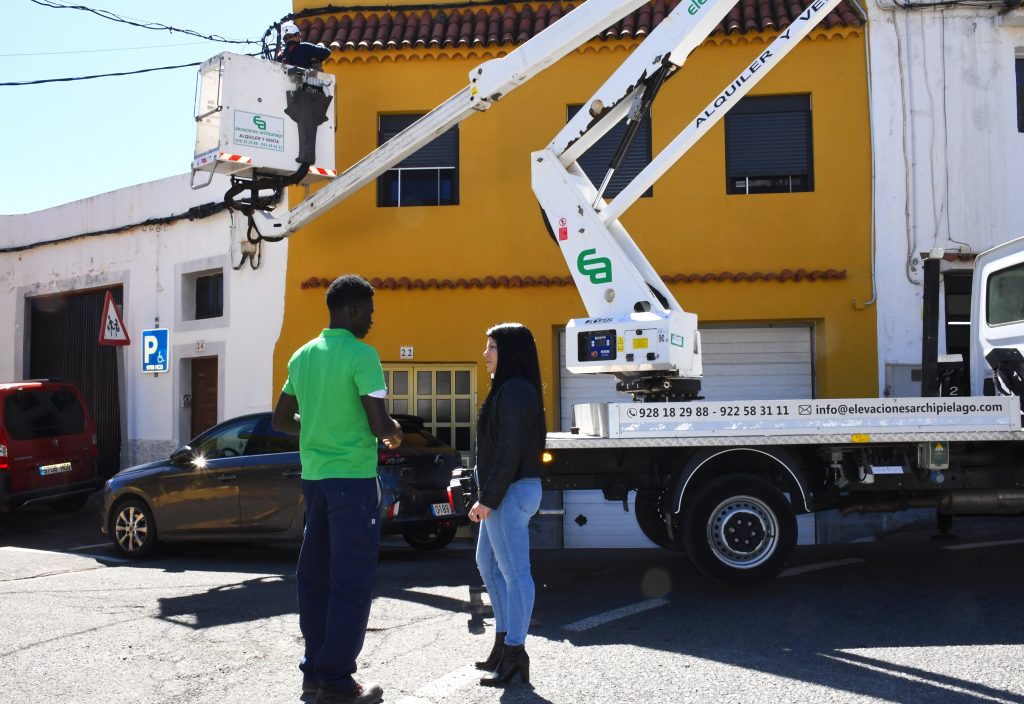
top-left (170, 446), bottom-right (194, 465)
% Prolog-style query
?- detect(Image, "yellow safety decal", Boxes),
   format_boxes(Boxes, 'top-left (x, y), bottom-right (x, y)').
top-left (617, 337), bottom-right (624, 351)
top-left (633, 338), bottom-right (649, 349)
top-left (851, 434), bottom-right (870, 443)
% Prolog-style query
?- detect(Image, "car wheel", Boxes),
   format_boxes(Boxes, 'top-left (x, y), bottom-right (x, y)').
top-left (402, 524), bottom-right (458, 551)
top-left (110, 497), bottom-right (159, 559)
top-left (682, 474), bottom-right (796, 586)
top-left (634, 489), bottom-right (684, 551)
top-left (49, 494), bottom-right (90, 514)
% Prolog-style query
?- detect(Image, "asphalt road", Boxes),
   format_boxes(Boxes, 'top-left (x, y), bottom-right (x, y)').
top-left (2, 494), bottom-right (1024, 704)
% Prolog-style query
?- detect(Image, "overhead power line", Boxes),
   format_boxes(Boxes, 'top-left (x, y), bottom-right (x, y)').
top-left (28, 0), bottom-right (259, 45)
top-left (0, 41), bottom-right (212, 57)
top-left (0, 201), bottom-right (227, 255)
top-left (1, 49), bottom-right (263, 86)
top-left (0, 60), bottom-right (204, 86)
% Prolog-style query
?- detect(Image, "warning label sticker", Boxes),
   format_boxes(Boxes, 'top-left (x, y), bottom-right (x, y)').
top-left (233, 111), bottom-right (284, 152)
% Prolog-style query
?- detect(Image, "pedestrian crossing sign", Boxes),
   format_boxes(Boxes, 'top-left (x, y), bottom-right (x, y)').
top-left (98, 290), bottom-right (130, 346)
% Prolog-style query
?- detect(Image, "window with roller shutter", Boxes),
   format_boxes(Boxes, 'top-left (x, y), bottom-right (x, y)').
top-left (725, 94), bottom-right (813, 195)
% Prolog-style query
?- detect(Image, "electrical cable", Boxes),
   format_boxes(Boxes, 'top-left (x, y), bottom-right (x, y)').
top-left (1, 51), bottom-right (262, 86)
top-left (27, 0), bottom-right (258, 44)
top-left (1, 60), bottom-right (204, 85)
top-left (0, 41), bottom-right (211, 57)
top-left (0, 201), bottom-right (226, 254)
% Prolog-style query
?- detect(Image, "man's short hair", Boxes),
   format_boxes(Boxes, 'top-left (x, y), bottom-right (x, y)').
top-left (326, 275), bottom-right (374, 312)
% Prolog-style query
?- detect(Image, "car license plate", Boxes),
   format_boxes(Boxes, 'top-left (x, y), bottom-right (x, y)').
top-left (39, 461), bottom-right (73, 476)
top-left (431, 502), bottom-right (453, 516)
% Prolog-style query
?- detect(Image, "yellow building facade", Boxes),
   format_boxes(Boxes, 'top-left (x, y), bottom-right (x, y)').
top-left (277, 0), bottom-right (874, 457)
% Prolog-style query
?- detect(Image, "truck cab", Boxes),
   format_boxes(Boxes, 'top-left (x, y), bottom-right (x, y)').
top-left (970, 237), bottom-right (1024, 399)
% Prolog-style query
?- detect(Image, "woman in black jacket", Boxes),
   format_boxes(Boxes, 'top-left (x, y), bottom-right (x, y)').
top-left (468, 322), bottom-right (546, 687)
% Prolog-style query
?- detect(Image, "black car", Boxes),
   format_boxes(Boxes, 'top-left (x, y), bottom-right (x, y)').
top-left (101, 413), bottom-right (474, 558)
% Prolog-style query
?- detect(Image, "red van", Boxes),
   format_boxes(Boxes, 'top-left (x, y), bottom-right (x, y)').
top-left (0, 381), bottom-right (100, 513)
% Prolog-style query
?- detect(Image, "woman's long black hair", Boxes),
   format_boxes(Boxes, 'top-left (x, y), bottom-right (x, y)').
top-left (479, 322), bottom-right (547, 442)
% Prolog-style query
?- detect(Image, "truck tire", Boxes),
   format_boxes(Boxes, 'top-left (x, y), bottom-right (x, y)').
top-left (635, 489), bottom-right (684, 551)
top-left (682, 474), bottom-right (796, 585)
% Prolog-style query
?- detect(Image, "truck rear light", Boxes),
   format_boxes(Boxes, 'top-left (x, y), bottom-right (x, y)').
top-left (0, 429), bottom-right (7, 471)
top-left (447, 486), bottom-right (456, 510)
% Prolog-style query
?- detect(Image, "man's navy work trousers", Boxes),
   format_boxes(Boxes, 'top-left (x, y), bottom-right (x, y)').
top-left (297, 477), bottom-right (381, 693)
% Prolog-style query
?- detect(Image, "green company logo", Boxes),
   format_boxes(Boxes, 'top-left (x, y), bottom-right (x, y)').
top-left (253, 115), bottom-right (267, 130)
top-left (577, 248), bottom-right (612, 284)
top-left (671, 334), bottom-right (685, 347)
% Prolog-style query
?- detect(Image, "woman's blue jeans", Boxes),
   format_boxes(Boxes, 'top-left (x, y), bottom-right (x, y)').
top-left (475, 478), bottom-right (542, 647)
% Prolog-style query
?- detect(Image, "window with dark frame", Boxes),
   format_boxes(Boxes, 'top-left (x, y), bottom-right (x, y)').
top-left (943, 270), bottom-right (973, 394)
top-left (1017, 57), bottom-right (1024, 133)
top-left (725, 94), bottom-right (813, 195)
top-left (377, 114), bottom-right (459, 207)
top-left (987, 262), bottom-right (1024, 326)
top-left (194, 272), bottom-right (223, 320)
top-left (567, 105), bottom-right (653, 199)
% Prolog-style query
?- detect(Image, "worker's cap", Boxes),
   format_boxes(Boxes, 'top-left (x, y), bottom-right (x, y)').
top-left (281, 21), bottom-right (300, 38)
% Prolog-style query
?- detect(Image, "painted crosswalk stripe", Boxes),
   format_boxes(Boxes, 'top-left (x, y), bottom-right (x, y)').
top-left (561, 598), bottom-right (669, 632)
top-left (0, 545), bottom-right (131, 564)
top-left (942, 538), bottom-right (1024, 551)
top-left (779, 558), bottom-right (865, 577)
top-left (394, 665), bottom-right (481, 704)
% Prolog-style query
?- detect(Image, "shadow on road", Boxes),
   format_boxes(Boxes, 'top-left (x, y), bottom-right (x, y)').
top-left (150, 540), bottom-right (483, 631)
top-left (528, 533), bottom-right (1024, 704)
top-left (5, 496), bottom-right (1023, 703)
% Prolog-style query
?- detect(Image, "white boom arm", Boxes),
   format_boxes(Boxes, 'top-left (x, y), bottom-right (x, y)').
top-left (537, 0), bottom-right (842, 396)
top-left (254, 0), bottom-right (653, 239)
top-left (247, 0), bottom-right (843, 398)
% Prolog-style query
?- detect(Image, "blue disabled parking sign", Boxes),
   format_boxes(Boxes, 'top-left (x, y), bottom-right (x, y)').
top-left (141, 328), bottom-right (170, 373)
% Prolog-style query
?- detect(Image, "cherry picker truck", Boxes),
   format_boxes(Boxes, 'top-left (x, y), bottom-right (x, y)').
top-left (190, 0), bottom-right (1024, 585)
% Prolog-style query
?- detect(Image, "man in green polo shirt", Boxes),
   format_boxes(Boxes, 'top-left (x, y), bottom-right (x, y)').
top-left (272, 274), bottom-right (402, 704)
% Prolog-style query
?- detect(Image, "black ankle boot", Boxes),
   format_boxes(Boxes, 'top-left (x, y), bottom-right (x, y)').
top-left (474, 631), bottom-right (506, 671)
top-left (480, 644), bottom-right (529, 686)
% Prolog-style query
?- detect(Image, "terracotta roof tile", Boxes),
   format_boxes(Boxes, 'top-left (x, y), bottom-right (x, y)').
top-left (306, 0), bottom-right (862, 55)
top-left (299, 269), bottom-right (847, 291)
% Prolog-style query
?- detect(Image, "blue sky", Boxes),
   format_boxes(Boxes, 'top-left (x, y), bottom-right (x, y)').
top-left (2, 0), bottom-right (291, 214)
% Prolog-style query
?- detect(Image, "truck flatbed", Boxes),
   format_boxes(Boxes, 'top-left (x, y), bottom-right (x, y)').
top-left (546, 396), bottom-right (1022, 447)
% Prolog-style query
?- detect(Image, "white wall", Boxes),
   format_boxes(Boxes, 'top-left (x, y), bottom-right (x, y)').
top-left (0, 173), bottom-right (288, 467)
top-left (866, 3), bottom-right (1024, 392)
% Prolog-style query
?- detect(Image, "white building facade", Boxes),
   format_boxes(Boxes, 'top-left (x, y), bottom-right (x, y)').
top-left (0, 174), bottom-right (288, 473)
top-left (867, 1), bottom-right (1024, 395)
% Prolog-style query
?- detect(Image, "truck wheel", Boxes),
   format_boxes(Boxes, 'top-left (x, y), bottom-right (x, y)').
top-left (110, 497), bottom-right (159, 559)
top-left (403, 524), bottom-right (458, 551)
top-left (635, 489), bottom-right (684, 551)
top-left (682, 474), bottom-right (796, 585)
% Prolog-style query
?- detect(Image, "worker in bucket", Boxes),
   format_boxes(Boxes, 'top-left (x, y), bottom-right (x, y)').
top-left (275, 21), bottom-right (331, 69)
